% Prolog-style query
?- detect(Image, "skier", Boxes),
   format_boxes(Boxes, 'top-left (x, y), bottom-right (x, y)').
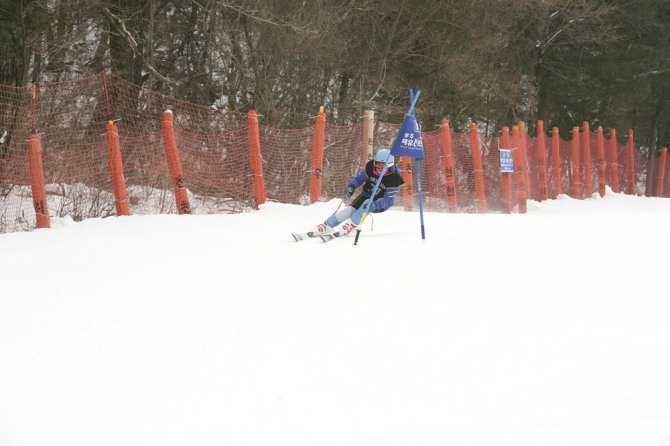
top-left (310, 148), bottom-right (405, 238)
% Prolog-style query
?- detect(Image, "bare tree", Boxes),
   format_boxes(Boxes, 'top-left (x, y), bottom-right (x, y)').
top-left (492, 0), bottom-right (621, 127)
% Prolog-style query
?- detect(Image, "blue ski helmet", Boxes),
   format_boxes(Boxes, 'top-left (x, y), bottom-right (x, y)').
top-left (373, 149), bottom-right (394, 168)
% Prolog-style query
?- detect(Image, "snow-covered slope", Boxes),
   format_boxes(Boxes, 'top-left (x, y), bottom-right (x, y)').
top-left (1, 190), bottom-right (669, 446)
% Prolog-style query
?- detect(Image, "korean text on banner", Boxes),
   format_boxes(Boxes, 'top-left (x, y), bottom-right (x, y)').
top-left (500, 149), bottom-right (514, 173)
top-left (390, 114), bottom-right (425, 160)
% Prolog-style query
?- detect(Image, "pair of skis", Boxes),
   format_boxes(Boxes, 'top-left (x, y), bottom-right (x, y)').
top-left (291, 229), bottom-right (347, 243)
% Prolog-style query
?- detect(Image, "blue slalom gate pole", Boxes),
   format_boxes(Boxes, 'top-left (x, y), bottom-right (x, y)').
top-left (416, 158), bottom-right (426, 239)
top-left (409, 89), bottom-right (425, 239)
top-left (354, 89), bottom-right (423, 245)
top-left (353, 157), bottom-right (391, 245)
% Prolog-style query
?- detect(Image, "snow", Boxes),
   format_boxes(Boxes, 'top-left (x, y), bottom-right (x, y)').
top-left (1, 187), bottom-right (669, 446)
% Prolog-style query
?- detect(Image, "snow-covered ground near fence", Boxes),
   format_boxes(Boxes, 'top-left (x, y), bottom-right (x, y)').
top-left (1, 188), bottom-right (669, 446)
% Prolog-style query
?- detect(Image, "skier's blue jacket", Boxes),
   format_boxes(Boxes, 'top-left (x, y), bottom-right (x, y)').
top-left (347, 160), bottom-right (405, 212)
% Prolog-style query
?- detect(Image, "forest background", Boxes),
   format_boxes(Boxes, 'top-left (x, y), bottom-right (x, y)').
top-left (1, 0), bottom-right (669, 155)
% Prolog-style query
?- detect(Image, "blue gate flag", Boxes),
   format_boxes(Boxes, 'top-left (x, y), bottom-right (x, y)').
top-left (353, 88), bottom-right (427, 244)
top-left (390, 113), bottom-right (425, 160)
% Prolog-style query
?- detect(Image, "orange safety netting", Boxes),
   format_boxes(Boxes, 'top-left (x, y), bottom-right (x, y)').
top-left (0, 71), bottom-right (662, 234)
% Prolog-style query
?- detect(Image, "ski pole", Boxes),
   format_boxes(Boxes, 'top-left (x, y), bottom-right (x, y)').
top-left (333, 198), bottom-right (345, 214)
top-left (354, 157), bottom-right (390, 245)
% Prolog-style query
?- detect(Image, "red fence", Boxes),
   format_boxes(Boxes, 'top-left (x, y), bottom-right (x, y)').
top-left (0, 71), bottom-right (664, 234)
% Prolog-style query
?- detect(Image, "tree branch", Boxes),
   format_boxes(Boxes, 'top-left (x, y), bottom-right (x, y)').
top-left (99, 4), bottom-right (177, 87)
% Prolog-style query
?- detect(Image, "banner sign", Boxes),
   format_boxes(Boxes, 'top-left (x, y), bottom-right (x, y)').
top-left (499, 149), bottom-right (514, 173)
top-left (390, 114), bottom-right (425, 160)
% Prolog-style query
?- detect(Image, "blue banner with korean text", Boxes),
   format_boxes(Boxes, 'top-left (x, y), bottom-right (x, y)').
top-left (499, 149), bottom-right (514, 173)
top-left (390, 113), bottom-right (425, 160)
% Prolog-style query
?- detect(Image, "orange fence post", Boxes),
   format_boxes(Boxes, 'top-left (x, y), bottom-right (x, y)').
top-left (625, 129), bottom-right (636, 195)
top-left (657, 147), bottom-right (668, 196)
top-left (401, 156), bottom-right (414, 210)
top-left (105, 121), bottom-right (129, 216)
top-left (441, 119), bottom-right (457, 212)
top-left (656, 147), bottom-right (667, 197)
top-left (535, 120), bottom-right (549, 201)
top-left (518, 122), bottom-right (531, 199)
top-left (608, 128), bottom-right (620, 193)
top-left (309, 106), bottom-right (326, 204)
top-left (362, 110), bottom-right (374, 168)
top-left (511, 125), bottom-right (527, 213)
top-left (571, 126), bottom-right (582, 199)
top-left (468, 123), bottom-right (488, 213)
top-left (500, 126), bottom-right (513, 213)
top-left (551, 127), bottom-right (562, 198)
top-left (582, 122), bottom-right (593, 198)
top-left (396, 112), bottom-right (413, 210)
top-left (596, 126), bottom-right (607, 197)
top-left (27, 132), bottom-right (50, 229)
top-left (247, 110), bottom-right (267, 209)
top-left (161, 111), bottom-right (192, 214)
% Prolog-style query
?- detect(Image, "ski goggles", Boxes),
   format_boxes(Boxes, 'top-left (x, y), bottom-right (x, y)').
top-left (373, 161), bottom-right (387, 175)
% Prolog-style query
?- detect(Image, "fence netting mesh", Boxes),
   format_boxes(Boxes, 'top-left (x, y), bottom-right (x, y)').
top-left (0, 72), bottom-right (657, 234)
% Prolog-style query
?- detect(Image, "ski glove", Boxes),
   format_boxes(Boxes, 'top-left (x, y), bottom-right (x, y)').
top-left (344, 184), bottom-right (356, 198)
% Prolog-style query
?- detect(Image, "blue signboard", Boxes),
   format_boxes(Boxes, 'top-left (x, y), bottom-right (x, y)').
top-left (499, 149), bottom-right (514, 173)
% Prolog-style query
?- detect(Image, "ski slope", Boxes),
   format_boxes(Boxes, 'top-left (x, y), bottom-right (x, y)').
top-left (1, 188), bottom-right (669, 446)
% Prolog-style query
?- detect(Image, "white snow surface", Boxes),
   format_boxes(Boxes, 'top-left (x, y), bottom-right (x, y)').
top-left (1, 188), bottom-right (669, 446)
